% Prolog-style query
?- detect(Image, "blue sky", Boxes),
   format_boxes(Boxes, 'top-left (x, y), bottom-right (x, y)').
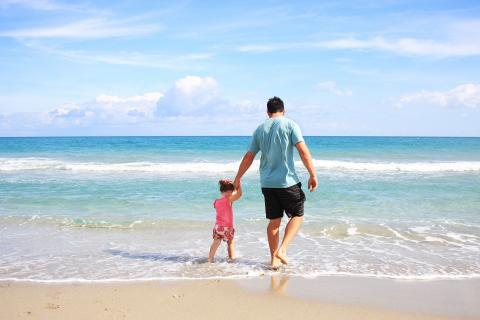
top-left (0, 0), bottom-right (479, 136)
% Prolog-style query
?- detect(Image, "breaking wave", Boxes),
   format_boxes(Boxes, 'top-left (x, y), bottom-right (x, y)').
top-left (1, 157), bottom-right (480, 173)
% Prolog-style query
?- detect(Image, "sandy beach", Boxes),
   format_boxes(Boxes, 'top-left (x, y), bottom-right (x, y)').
top-left (1, 276), bottom-right (479, 320)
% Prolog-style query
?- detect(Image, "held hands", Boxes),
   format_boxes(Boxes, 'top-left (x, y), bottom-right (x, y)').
top-left (228, 179), bottom-right (243, 202)
top-left (233, 177), bottom-right (241, 190)
top-left (307, 175), bottom-right (318, 192)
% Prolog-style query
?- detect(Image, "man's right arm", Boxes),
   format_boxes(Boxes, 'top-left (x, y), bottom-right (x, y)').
top-left (295, 141), bottom-right (317, 192)
top-left (233, 151), bottom-right (256, 189)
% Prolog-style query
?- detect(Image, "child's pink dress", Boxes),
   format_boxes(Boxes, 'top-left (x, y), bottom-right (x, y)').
top-left (212, 195), bottom-right (235, 241)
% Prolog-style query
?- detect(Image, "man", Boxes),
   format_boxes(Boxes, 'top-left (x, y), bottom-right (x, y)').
top-left (233, 96), bottom-right (317, 268)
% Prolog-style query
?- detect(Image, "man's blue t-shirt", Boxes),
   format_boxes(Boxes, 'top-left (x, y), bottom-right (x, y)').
top-left (248, 116), bottom-right (304, 188)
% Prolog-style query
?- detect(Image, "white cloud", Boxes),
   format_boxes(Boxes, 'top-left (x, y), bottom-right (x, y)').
top-left (237, 45), bottom-right (279, 53)
top-left (64, 50), bottom-right (211, 69)
top-left (20, 42), bottom-right (212, 69)
top-left (238, 35), bottom-right (480, 58)
top-left (0, 0), bottom-right (64, 10)
top-left (95, 93), bottom-right (163, 104)
top-left (46, 92), bottom-right (163, 127)
top-left (0, 0), bottom-right (102, 14)
top-left (316, 81), bottom-right (352, 96)
top-left (319, 36), bottom-right (480, 57)
top-left (1, 76), bottom-right (365, 136)
top-left (3, 77), bottom-right (478, 136)
top-left (396, 84), bottom-right (480, 108)
top-left (48, 105), bottom-right (91, 118)
top-left (0, 76), bottom-right (264, 134)
top-left (156, 76), bottom-right (221, 117)
top-left (155, 76), bottom-right (260, 117)
top-left (237, 42), bottom-right (311, 53)
top-left (0, 17), bottom-right (161, 39)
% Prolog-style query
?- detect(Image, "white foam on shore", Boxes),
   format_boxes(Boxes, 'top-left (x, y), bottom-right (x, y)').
top-left (314, 160), bottom-right (480, 172)
top-left (1, 218), bottom-right (479, 283)
top-left (1, 157), bottom-right (480, 173)
top-left (2, 272), bottom-right (480, 283)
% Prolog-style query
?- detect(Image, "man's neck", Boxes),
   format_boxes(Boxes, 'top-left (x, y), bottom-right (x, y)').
top-left (269, 112), bottom-right (284, 118)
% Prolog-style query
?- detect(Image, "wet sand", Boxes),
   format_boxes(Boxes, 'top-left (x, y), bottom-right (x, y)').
top-left (1, 276), bottom-right (479, 320)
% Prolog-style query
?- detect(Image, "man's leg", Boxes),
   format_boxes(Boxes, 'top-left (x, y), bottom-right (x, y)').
top-left (267, 218), bottom-right (281, 267)
top-left (275, 215), bottom-right (303, 264)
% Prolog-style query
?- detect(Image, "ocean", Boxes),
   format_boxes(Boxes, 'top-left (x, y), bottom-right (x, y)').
top-left (0, 136), bottom-right (479, 282)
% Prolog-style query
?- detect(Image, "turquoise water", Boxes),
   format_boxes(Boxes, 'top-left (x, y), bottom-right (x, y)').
top-left (1, 136), bottom-right (479, 281)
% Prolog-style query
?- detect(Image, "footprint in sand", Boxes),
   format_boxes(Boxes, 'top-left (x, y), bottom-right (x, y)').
top-left (46, 303), bottom-right (60, 310)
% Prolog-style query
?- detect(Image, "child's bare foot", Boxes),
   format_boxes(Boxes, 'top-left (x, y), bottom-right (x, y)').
top-left (275, 248), bottom-right (288, 265)
top-left (227, 256), bottom-right (236, 262)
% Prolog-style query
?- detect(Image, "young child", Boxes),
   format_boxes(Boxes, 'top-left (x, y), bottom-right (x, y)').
top-left (208, 178), bottom-right (242, 263)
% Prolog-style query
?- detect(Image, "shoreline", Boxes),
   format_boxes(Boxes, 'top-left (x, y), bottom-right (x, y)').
top-left (1, 276), bottom-right (478, 320)
top-left (2, 272), bottom-right (480, 283)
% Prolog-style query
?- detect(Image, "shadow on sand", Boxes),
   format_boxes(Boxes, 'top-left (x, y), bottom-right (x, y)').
top-left (104, 248), bottom-right (270, 270)
top-left (104, 249), bottom-right (206, 263)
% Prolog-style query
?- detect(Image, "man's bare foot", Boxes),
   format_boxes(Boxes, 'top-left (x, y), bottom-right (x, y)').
top-left (270, 255), bottom-right (282, 270)
top-left (270, 261), bottom-right (282, 271)
top-left (275, 248), bottom-right (288, 265)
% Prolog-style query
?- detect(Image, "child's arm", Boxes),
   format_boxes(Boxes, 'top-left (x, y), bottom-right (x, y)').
top-left (228, 183), bottom-right (242, 203)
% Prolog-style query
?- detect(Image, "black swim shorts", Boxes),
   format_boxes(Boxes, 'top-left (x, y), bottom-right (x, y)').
top-left (261, 182), bottom-right (306, 220)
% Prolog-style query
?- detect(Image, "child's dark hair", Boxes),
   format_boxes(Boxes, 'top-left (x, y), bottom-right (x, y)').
top-left (219, 179), bottom-right (235, 192)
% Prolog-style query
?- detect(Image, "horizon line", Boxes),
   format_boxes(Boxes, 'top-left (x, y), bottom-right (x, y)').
top-left (1, 135), bottom-right (479, 139)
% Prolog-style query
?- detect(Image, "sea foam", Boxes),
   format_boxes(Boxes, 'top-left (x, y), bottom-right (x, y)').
top-left (1, 157), bottom-right (480, 173)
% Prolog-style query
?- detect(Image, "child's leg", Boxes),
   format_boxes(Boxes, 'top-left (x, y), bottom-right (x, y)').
top-left (208, 238), bottom-right (222, 262)
top-left (227, 239), bottom-right (235, 260)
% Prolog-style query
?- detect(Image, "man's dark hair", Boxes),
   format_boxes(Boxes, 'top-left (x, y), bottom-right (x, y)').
top-left (267, 96), bottom-right (284, 113)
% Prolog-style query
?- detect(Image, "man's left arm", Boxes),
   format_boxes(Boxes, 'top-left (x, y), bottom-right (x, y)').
top-left (291, 122), bottom-right (317, 192)
top-left (295, 140), bottom-right (318, 192)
